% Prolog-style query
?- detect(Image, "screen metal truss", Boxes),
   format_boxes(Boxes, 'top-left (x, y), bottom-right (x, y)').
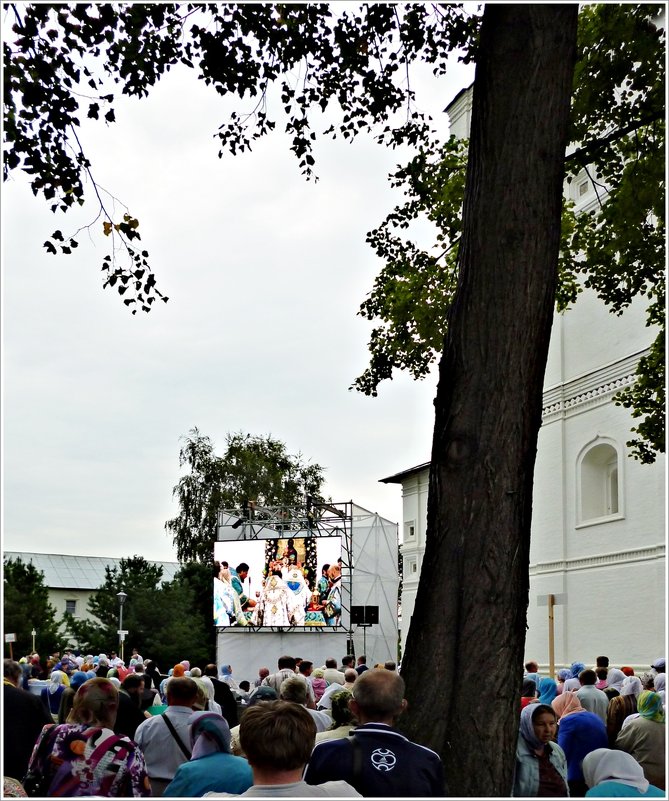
top-left (217, 501), bottom-right (353, 542)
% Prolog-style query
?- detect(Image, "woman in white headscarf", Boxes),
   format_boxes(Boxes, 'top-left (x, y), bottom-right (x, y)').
top-left (583, 748), bottom-right (664, 797)
top-left (652, 673), bottom-right (665, 706)
top-left (604, 668), bottom-right (627, 700)
top-left (198, 675), bottom-right (223, 715)
top-left (608, 676), bottom-right (643, 746)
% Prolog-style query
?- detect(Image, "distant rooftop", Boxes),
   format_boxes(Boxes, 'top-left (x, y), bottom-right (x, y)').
top-left (379, 462), bottom-right (430, 484)
top-left (3, 551), bottom-right (181, 590)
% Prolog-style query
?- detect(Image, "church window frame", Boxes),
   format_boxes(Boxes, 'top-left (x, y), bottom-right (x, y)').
top-left (575, 437), bottom-right (624, 528)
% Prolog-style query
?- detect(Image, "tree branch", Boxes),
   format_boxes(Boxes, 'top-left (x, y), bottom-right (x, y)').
top-left (566, 111), bottom-right (663, 165)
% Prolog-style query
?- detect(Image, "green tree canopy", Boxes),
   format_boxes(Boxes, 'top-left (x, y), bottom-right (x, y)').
top-left (63, 555), bottom-right (211, 666)
top-left (3, 556), bottom-right (62, 656)
top-left (353, 3), bottom-right (664, 462)
top-left (157, 560), bottom-right (216, 663)
top-left (140, 573), bottom-right (211, 668)
top-left (64, 555), bottom-right (164, 653)
top-left (165, 428), bottom-right (326, 562)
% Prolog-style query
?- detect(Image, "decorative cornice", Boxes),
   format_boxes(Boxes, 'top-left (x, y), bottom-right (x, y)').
top-left (542, 349), bottom-right (648, 423)
top-left (530, 543), bottom-right (665, 576)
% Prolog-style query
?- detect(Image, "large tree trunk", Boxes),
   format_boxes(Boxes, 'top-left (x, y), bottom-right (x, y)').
top-left (400, 5), bottom-right (578, 796)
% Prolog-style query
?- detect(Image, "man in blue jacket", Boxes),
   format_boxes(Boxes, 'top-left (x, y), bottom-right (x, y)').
top-left (304, 668), bottom-right (446, 797)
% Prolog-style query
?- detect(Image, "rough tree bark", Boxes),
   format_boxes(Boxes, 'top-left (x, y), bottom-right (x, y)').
top-left (400, 5), bottom-right (578, 797)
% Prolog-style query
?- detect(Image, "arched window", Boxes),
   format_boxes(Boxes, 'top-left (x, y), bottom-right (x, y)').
top-left (577, 439), bottom-right (623, 525)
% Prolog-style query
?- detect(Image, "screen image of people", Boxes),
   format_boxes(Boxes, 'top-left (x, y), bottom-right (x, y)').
top-left (213, 536), bottom-right (342, 628)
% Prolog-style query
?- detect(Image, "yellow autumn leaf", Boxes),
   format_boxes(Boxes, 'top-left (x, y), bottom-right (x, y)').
top-left (102, 221), bottom-right (112, 236)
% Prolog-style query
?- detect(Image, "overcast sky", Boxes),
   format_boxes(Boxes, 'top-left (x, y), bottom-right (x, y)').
top-left (2, 14), bottom-right (475, 564)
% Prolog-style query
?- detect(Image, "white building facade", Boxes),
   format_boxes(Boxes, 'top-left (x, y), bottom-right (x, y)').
top-left (382, 85), bottom-right (665, 671)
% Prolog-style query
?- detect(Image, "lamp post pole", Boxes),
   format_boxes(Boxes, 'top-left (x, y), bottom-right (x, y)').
top-left (116, 591), bottom-right (128, 663)
top-left (31, 628), bottom-right (36, 653)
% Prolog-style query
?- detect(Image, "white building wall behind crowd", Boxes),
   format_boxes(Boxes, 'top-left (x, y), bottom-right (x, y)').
top-left (383, 84), bottom-right (666, 670)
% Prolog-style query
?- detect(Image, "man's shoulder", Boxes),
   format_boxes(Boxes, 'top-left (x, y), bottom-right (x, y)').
top-left (135, 713), bottom-right (160, 736)
top-left (4, 682), bottom-right (31, 700)
top-left (353, 725), bottom-right (442, 761)
top-left (305, 780), bottom-right (361, 797)
top-left (4, 683), bottom-right (48, 712)
top-left (311, 737), bottom-right (351, 757)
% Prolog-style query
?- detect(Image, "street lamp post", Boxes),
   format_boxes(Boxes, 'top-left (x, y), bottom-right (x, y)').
top-left (31, 628), bottom-right (36, 652)
top-left (116, 591), bottom-right (128, 663)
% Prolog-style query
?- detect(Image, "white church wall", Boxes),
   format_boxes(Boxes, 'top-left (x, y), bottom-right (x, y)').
top-left (527, 386), bottom-right (665, 669)
top-left (396, 471), bottom-right (428, 656)
top-left (561, 290), bottom-right (652, 381)
top-left (529, 422), bottom-right (567, 565)
top-left (526, 555), bottom-right (665, 669)
top-left (525, 572), bottom-right (568, 668)
top-left (535, 549), bottom-right (663, 666)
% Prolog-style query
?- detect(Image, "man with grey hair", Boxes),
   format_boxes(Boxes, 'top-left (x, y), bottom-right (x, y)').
top-left (279, 676), bottom-right (331, 732)
top-left (305, 668), bottom-right (446, 796)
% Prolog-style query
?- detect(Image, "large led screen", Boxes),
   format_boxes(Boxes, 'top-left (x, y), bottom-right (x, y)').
top-left (213, 537), bottom-right (342, 628)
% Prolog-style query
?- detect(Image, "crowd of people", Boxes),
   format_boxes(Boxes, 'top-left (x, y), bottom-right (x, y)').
top-left (3, 647), bottom-right (665, 798)
top-left (515, 656), bottom-right (666, 797)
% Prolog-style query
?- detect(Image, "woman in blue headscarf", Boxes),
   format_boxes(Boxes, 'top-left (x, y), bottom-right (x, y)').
top-left (538, 677), bottom-right (558, 706)
top-left (220, 664), bottom-right (239, 690)
top-left (164, 711), bottom-right (253, 797)
top-left (556, 668), bottom-right (572, 696)
top-left (514, 703), bottom-right (569, 796)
